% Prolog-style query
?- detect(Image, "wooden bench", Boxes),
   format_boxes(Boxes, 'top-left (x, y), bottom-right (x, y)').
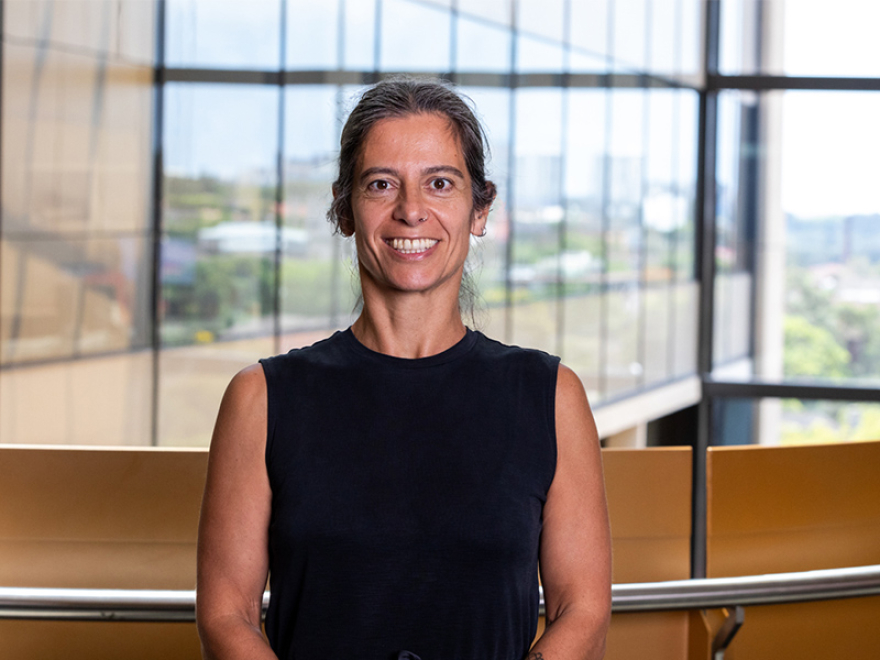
top-left (601, 447), bottom-right (713, 660)
top-left (707, 440), bottom-right (880, 658)
top-left (2, 445), bottom-right (710, 658)
top-left (0, 446), bottom-right (208, 660)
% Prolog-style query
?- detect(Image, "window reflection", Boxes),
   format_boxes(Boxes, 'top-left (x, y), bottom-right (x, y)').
top-left (780, 92), bottom-right (880, 384)
top-left (0, 0), bottom-right (708, 447)
top-left (283, 86), bottom-right (356, 336)
top-left (721, 0), bottom-right (880, 77)
top-left (456, 15), bottom-right (511, 73)
top-left (286, 0), bottom-right (340, 70)
top-left (379, 0), bottom-right (451, 72)
top-left (561, 89), bottom-right (605, 395)
top-left (165, 0), bottom-right (281, 69)
top-left (510, 89), bottom-right (564, 354)
top-left (1, 237), bottom-right (151, 363)
top-left (714, 398), bottom-right (880, 446)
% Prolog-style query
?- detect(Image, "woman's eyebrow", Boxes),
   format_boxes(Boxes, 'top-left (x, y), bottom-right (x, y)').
top-left (359, 165), bottom-right (466, 183)
top-left (424, 165), bottom-right (466, 179)
top-left (359, 166), bottom-right (398, 183)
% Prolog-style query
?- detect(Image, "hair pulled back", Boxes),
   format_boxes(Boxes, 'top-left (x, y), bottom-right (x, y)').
top-left (328, 77), bottom-right (496, 235)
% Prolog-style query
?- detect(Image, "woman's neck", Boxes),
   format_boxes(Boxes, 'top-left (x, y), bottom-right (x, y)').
top-left (351, 289), bottom-right (467, 359)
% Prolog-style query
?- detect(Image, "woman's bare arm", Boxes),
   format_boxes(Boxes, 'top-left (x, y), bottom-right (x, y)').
top-left (196, 364), bottom-right (278, 660)
top-left (529, 364), bottom-right (612, 660)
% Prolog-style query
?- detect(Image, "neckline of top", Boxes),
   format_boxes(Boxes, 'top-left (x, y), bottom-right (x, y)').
top-left (339, 326), bottom-right (479, 369)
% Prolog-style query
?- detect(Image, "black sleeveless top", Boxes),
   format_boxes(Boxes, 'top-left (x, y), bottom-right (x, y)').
top-left (259, 329), bottom-right (559, 660)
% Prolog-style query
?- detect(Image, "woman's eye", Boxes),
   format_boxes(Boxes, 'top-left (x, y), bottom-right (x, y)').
top-left (369, 180), bottom-right (389, 191)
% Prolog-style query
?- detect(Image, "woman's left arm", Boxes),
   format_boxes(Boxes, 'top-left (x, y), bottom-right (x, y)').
top-left (529, 363), bottom-right (612, 660)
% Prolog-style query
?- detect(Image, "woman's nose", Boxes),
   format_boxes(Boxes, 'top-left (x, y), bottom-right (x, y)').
top-left (393, 188), bottom-right (427, 226)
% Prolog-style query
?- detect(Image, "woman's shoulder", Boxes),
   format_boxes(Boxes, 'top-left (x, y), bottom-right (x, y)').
top-left (259, 329), bottom-right (351, 370)
top-left (472, 331), bottom-right (561, 370)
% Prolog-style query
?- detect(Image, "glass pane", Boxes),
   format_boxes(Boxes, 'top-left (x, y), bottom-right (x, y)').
top-left (649, 0), bottom-right (677, 75)
top-left (672, 280), bottom-right (698, 377)
top-left (1, 237), bottom-right (151, 364)
top-left (518, 0), bottom-right (564, 42)
top-left (780, 400), bottom-right (880, 445)
top-left (713, 271), bottom-right (751, 367)
top-left (605, 287), bottom-right (640, 396)
top-left (679, 0), bottom-right (702, 78)
top-left (342, 0), bottom-right (376, 70)
top-left (0, 351), bottom-right (153, 445)
top-left (459, 87), bottom-right (511, 339)
top-left (516, 34), bottom-right (564, 72)
top-left (283, 86), bottom-right (354, 333)
top-left (562, 291), bottom-right (602, 400)
top-left (158, 338), bottom-right (273, 446)
top-left (644, 89), bottom-right (676, 282)
top-left (643, 284), bottom-right (671, 385)
top-left (606, 89), bottom-right (644, 283)
top-left (2, 44), bottom-right (153, 236)
top-left (717, 91), bottom-right (880, 384)
top-left (379, 0), bottom-right (450, 72)
top-left (779, 92), bottom-right (880, 384)
top-left (569, 0), bottom-right (608, 65)
top-left (713, 398), bottom-right (880, 446)
top-left (721, 0), bottom-right (880, 77)
top-left (165, 0), bottom-right (281, 69)
top-left (561, 89), bottom-right (605, 396)
top-left (715, 91), bottom-right (749, 275)
top-left (162, 84), bottom-right (279, 347)
top-left (782, 1), bottom-right (880, 77)
top-left (456, 15), bottom-right (511, 73)
top-left (286, 0), bottom-right (340, 70)
top-left (4, 0), bottom-right (157, 65)
top-left (510, 89), bottom-right (563, 351)
top-left (457, 0), bottom-right (512, 26)
top-left (611, 0), bottom-right (647, 71)
top-left (675, 90), bottom-right (699, 282)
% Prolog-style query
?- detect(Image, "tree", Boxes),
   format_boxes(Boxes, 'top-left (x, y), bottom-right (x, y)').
top-left (783, 315), bottom-right (850, 378)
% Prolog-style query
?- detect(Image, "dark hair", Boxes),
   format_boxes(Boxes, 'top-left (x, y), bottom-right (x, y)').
top-left (328, 76), bottom-right (496, 235)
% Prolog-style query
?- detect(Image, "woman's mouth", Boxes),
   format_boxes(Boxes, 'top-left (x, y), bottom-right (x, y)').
top-left (387, 238), bottom-right (439, 254)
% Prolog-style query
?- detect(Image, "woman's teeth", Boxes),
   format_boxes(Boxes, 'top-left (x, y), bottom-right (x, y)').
top-left (389, 238), bottom-right (438, 254)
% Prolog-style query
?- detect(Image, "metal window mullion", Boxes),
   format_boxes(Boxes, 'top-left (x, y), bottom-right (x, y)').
top-left (149, 0), bottom-right (167, 447)
top-left (692, 0), bottom-right (722, 580)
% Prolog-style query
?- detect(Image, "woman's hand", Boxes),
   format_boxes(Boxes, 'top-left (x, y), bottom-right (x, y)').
top-left (530, 364), bottom-right (612, 660)
top-left (196, 365), bottom-right (278, 660)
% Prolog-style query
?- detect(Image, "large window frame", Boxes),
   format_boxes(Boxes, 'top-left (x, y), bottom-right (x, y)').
top-left (692, 0), bottom-right (880, 577)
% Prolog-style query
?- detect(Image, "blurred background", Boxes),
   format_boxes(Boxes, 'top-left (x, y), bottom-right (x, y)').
top-left (1, 0), bottom-right (878, 448)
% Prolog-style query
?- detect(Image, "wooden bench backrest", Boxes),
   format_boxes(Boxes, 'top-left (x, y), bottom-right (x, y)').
top-left (707, 440), bottom-right (880, 576)
top-left (1, 445), bottom-right (699, 659)
top-left (0, 446), bottom-right (208, 589)
top-left (602, 447), bottom-right (699, 660)
top-left (603, 447), bottom-right (692, 583)
top-left (706, 440), bottom-right (880, 660)
top-left (0, 447), bottom-right (208, 660)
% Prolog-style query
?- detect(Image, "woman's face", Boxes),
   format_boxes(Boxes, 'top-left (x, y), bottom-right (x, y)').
top-left (348, 112), bottom-right (487, 300)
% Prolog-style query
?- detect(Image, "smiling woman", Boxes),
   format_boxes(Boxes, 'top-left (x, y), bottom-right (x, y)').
top-left (195, 77), bottom-right (612, 660)
top-left (347, 112), bottom-right (487, 335)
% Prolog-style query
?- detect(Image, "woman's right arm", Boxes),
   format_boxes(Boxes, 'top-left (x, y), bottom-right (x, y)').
top-left (196, 364), bottom-right (278, 660)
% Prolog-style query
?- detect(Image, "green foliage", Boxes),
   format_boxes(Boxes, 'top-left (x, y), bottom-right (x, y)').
top-left (784, 266), bottom-right (880, 380)
top-left (782, 402), bottom-right (880, 445)
top-left (162, 255), bottom-right (274, 345)
top-left (783, 316), bottom-right (850, 378)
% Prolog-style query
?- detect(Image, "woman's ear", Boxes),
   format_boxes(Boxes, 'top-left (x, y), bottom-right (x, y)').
top-left (332, 185), bottom-right (356, 236)
top-left (470, 181), bottom-right (496, 236)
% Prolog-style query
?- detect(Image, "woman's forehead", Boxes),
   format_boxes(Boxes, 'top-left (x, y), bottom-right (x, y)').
top-left (359, 112), bottom-right (464, 164)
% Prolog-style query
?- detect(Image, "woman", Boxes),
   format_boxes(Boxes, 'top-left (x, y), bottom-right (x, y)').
top-left (196, 78), bottom-right (611, 660)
